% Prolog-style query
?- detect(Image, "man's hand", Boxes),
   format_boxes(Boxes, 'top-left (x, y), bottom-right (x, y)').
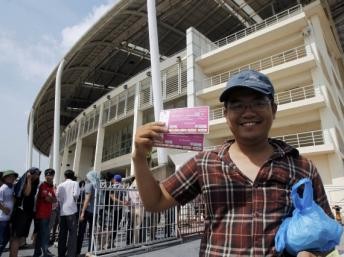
top-left (80, 211), bottom-right (85, 221)
top-left (26, 172), bottom-right (32, 181)
top-left (133, 122), bottom-right (167, 159)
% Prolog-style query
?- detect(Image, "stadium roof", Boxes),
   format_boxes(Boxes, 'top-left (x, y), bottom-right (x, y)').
top-left (32, 0), bottom-right (344, 155)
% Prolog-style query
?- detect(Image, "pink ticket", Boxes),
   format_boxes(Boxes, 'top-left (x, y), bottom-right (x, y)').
top-left (154, 133), bottom-right (204, 151)
top-left (159, 106), bottom-right (209, 134)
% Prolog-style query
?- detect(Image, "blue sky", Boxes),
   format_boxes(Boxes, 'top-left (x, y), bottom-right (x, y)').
top-left (0, 0), bottom-right (118, 175)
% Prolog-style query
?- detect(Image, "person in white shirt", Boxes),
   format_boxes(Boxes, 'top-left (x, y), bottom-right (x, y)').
top-left (127, 179), bottom-right (144, 244)
top-left (56, 170), bottom-right (80, 257)
top-left (0, 170), bottom-right (18, 255)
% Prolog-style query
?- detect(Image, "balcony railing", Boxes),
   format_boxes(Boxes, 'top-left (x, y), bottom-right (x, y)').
top-left (209, 85), bottom-right (318, 121)
top-left (210, 107), bottom-right (224, 121)
top-left (274, 130), bottom-right (324, 148)
top-left (204, 130), bottom-right (326, 151)
top-left (102, 138), bottom-right (132, 162)
top-left (203, 45), bottom-right (309, 89)
top-left (139, 60), bottom-right (187, 109)
top-left (274, 85), bottom-right (316, 105)
top-left (209, 5), bottom-right (303, 51)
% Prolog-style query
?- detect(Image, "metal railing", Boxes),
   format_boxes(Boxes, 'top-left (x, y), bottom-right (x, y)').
top-left (209, 85), bottom-right (318, 121)
top-left (274, 85), bottom-right (316, 105)
top-left (203, 45), bottom-right (309, 89)
top-left (210, 107), bottom-right (224, 121)
top-left (89, 183), bottom-right (205, 256)
top-left (210, 5), bottom-right (303, 51)
top-left (102, 138), bottom-right (132, 162)
top-left (325, 185), bottom-right (344, 224)
top-left (139, 60), bottom-right (187, 110)
top-left (274, 130), bottom-right (324, 148)
top-left (204, 130), bottom-right (326, 151)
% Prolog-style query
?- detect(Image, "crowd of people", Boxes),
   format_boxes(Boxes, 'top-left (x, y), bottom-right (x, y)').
top-left (0, 167), bottom-right (176, 257)
top-left (0, 168), bottom-right (110, 257)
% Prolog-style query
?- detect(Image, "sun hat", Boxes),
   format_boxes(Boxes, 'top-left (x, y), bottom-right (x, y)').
top-left (219, 69), bottom-right (275, 102)
top-left (2, 170), bottom-right (18, 179)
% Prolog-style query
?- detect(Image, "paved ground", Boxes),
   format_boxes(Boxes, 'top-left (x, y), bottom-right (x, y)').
top-left (2, 239), bottom-right (201, 257)
top-left (130, 239), bottom-right (200, 257)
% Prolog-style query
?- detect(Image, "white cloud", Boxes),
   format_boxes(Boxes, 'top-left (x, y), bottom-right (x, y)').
top-left (0, 31), bottom-right (61, 82)
top-left (61, 0), bottom-right (118, 50)
top-left (0, 1), bottom-right (118, 84)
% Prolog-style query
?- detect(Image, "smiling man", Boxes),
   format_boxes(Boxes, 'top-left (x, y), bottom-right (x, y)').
top-left (132, 69), bottom-right (333, 257)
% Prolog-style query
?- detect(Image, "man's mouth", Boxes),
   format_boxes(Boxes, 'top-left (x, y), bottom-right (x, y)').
top-left (240, 121), bottom-right (260, 127)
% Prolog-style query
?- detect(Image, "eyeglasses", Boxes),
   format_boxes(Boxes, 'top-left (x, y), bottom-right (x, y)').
top-left (227, 99), bottom-right (271, 113)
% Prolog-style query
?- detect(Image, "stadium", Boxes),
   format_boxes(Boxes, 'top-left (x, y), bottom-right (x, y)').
top-left (30, 0), bottom-right (344, 211)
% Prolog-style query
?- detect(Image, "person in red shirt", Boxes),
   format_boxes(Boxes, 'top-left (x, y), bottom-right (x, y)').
top-left (33, 169), bottom-right (56, 257)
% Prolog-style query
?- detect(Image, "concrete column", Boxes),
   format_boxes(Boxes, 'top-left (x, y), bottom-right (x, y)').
top-left (60, 149), bottom-right (68, 183)
top-left (73, 121), bottom-right (82, 176)
top-left (48, 144), bottom-right (53, 169)
top-left (93, 104), bottom-right (105, 174)
top-left (53, 59), bottom-right (65, 183)
top-left (147, 0), bottom-right (167, 165)
top-left (186, 27), bottom-right (212, 107)
top-left (131, 83), bottom-right (143, 175)
top-left (26, 109), bottom-right (34, 169)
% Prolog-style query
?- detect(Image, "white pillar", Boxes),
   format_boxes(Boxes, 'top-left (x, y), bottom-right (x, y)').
top-left (131, 83), bottom-right (143, 175)
top-left (60, 149), bottom-right (68, 183)
top-left (53, 59), bottom-right (65, 184)
top-left (73, 121), bottom-right (82, 176)
top-left (48, 144), bottom-right (53, 169)
top-left (147, 0), bottom-right (167, 165)
top-left (186, 27), bottom-right (209, 107)
top-left (93, 104), bottom-right (105, 174)
top-left (26, 109), bottom-right (34, 169)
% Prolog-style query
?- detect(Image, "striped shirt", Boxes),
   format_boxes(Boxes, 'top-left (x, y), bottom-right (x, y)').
top-left (162, 139), bottom-right (332, 257)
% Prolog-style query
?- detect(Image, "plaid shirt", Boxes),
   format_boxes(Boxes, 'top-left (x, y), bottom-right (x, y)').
top-left (162, 139), bottom-right (332, 257)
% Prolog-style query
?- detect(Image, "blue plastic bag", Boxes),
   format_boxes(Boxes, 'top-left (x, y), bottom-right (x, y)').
top-left (275, 178), bottom-right (343, 255)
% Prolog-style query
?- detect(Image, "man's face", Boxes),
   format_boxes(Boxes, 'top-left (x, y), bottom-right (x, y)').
top-left (223, 88), bottom-right (277, 145)
top-left (45, 174), bottom-right (54, 184)
top-left (30, 171), bottom-right (41, 181)
top-left (3, 175), bottom-right (16, 185)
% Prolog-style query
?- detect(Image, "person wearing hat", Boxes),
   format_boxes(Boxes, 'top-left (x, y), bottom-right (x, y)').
top-left (132, 69), bottom-right (333, 257)
top-left (0, 170), bottom-right (18, 255)
top-left (10, 167), bottom-right (41, 257)
top-left (77, 171), bottom-right (98, 255)
top-left (56, 169), bottom-right (80, 257)
top-left (33, 169), bottom-right (56, 257)
top-left (108, 174), bottom-right (126, 245)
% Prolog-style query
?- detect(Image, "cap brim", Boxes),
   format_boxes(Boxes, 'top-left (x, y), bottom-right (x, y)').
top-left (219, 84), bottom-right (271, 102)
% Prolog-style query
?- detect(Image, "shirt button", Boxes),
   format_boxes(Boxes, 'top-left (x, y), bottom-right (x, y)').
top-left (254, 212), bottom-right (259, 218)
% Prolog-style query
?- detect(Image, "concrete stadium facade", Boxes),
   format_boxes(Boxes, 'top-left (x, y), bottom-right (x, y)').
top-left (31, 0), bottom-right (344, 207)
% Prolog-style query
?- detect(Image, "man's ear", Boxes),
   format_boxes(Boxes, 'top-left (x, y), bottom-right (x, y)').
top-left (223, 106), bottom-right (228, 116)
top-left (272, 103), bottom-right (277, 119)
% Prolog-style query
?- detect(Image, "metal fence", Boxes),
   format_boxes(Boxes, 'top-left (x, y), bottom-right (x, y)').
top-left (210, 5), bottom-right (303, 51)
top-left (203, 45), bottom-right (308, 89)
top-left (87, 182), bottom-right (205, 256)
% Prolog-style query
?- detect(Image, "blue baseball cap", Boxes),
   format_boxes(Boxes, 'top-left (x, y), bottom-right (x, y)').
top-left (113, 174), bottom-right (122, 182)
top-left (219, 69), bottom-right (275, 102)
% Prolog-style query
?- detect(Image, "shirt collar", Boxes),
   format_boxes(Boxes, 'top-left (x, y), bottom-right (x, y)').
top-left (212, 138), bottom-right (299, 160)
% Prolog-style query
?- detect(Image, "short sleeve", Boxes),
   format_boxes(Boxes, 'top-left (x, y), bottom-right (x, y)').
top-left (84, 183), bottom-right (93, 194)
top-left (162, 153), bottom-right (202, 205)
top-left (0, 186), bottom-right (4, 202)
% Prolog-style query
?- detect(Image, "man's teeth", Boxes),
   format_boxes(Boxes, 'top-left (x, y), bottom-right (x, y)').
top-left (241, 122), bottom-right (257, 126)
